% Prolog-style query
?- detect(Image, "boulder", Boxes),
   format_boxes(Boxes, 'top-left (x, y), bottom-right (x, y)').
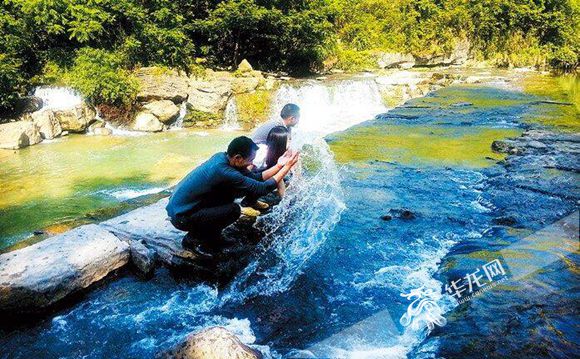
top-left (0, 121), bottom-right (43, 149)
top-left (377, 53), bottom-right (415, 69)
top-left (135, 67), bottom-right (189, 103)
top-left (0, 224), bottom-right (129, 313)
top-left (188, 79), bottom-right (232, 114)
top-left (232, 77), bottom-right (260, 94)
top-left (237, 59), bottom-right (254, 73)
top-left (29, 110), bottom-right (62, 139)
top-left (53, 104), bottom-right (96, 132)
top-left (132, 112), bottom-right (164, 132)
top-left (143, 100), bottom-right (181, 124)
top-left (160, 327), bottom-right (262, 359)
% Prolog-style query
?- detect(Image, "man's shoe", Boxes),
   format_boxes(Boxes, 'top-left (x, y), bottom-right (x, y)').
top-left (241, 206), bottom-right (260, 217)
top-left (254, 200), bottom-right (269, 210)
top-left (182, 234), bottom-right (214, 260)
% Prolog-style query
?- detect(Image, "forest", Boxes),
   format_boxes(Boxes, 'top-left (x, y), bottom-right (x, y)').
top-left (1, 0), bottom-right (578, 111)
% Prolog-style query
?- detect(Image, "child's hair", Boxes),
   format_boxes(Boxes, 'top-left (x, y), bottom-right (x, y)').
top-left (265, 126), bottom-right (289, 168)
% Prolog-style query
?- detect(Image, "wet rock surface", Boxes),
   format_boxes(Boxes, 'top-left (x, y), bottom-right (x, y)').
top-left (100, 198), bottom-right (266, 283)
top-left (0, 224), bottom-right (129, 314)
top-left (159, 326), bottom-right (262, 359)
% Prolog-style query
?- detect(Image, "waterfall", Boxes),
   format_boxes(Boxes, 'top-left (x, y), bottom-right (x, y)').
top-left (270, 79), bottom-right (387, 140)
top-left (221, 96), bottom-right (241, 131)
top-left (170, 102), bottom-right (188, 129)
top-left (222, 78), bottom-right (385, 304)
top-left (32, 86), bottom-right (83, 110)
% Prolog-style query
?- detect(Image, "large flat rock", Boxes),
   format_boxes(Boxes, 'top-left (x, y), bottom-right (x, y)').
top-left (0, 224), bottom-right (129, 313)
top-left (99, 198), bottom-right (200, 269)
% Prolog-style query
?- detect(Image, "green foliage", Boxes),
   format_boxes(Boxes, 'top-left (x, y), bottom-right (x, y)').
top-left (194, 0), bottom-right (334, 72)
top-left (0, 0), bottom-right (577, 112)
top-left (64, 48), bottom-right (138, 106)
top-left (0, 54), bottom-right (23, 111)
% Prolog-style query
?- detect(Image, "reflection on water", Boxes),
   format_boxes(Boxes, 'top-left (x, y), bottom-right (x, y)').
top-left (0, 72), bottom-right (577, 359)
top-left (0, 130), bottom-right (236, 249)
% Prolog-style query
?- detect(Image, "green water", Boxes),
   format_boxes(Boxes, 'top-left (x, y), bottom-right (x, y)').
top-left (0, 129), bottom-right (239, 250)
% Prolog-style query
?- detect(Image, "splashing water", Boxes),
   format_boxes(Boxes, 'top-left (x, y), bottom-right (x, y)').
top-left (32, 86), bottom-right (83, 110)
top-left (222, 96), bottom-right (241, 131)
top-left (222, 78), bottom-right (387, 304)
top-left (170, 102), bottom-right (188, 129)
top-left (223, 139), bottom-right (346, 303)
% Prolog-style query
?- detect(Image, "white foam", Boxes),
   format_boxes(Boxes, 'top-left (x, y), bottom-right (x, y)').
top-left (33, 86), bottom-right (83, 110)
top-left (100, 187), bottom-right (166, 200)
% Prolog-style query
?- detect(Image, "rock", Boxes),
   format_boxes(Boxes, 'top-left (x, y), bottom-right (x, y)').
top-left (188, 79), bottom-right (232, 114)
top-left (377, 53), bottom-right (416, 69)
top-left (386, 209), bottom-right (416, 220)
top-left (232, 77), bottom-right (260, 94)
top-left (130, 240), bottom-right (156, 278)
top-left (0, 121), bottom-right (43, 149)
top-left (380, 215), bottom-right (393, 221)
top-left (53, 104), bottom-right (96, 132)
top-left (132, 112), bottom-right (164, 132)
top-left (237, 59), bottom-right (253, 73)
top-left (143, 100), bottom-right (181, 124)
top-left (93, 127), bottom-right (112, 136)
top-left (160, 327), bottom-right (262, 359)
top-left (492, 216), bottom-right (518, 226)
top-left (100, 198), bottom-right (265, 279)
top-left (415, 39), bottom-right (470, 66)
top-left (492, 140), bottom-right (518, 154)
top-left (135, 67), bottom-right (189, 103)
top-left (29, 110), bottom-right (62, 139)
top-left (0, 224), bottom-right (129, 314)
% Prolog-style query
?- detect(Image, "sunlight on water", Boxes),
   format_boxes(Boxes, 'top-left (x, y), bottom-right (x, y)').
top-left (0, 130), bottom-right (233, 248)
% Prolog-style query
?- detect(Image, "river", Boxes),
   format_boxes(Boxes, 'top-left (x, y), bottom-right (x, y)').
top-left (0, 70), bottom-right (578, 358)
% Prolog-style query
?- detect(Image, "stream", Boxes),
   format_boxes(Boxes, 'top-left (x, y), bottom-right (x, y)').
top-left (0, 70), bottom-right (578, 358)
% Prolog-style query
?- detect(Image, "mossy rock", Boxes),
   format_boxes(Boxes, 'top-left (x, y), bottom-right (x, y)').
top-left (235, 90), bottom-right (274, 128)
top-left (182, 109), bottom-right (222, 128)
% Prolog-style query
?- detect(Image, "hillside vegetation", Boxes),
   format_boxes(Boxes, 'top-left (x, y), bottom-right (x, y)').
top-left (1, 0), bottom-right (578, 111)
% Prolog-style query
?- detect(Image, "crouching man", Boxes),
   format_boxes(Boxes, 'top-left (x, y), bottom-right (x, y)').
top-left (166, 136), bottom-right (299, 257)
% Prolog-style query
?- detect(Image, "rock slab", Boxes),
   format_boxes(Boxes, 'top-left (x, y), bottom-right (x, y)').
top-left (159, 327), bottom-right (262, 359)
top-left (0, 224), bottom-right (129, 313)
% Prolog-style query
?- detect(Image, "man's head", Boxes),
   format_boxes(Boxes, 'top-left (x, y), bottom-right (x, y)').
top-left (227, 136), bottom-right (259, 169)
top-left (280, 103), bottom-right (300, 127)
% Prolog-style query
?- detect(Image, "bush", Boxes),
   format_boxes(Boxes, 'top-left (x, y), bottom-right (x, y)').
top-left (0, 53), bottom-right (23, 112)
top-left (65, 48), bottom-right (139, 106)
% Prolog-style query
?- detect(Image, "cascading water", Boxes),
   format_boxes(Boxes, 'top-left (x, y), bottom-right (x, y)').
top-left (222, 78), bottom-right (387, 304)
top-left (222, 96), bottom-right (241, 131)
top-left (32, 86), bottom-right (83, 110)
top-left (167, 102), bottom-right (188, 130)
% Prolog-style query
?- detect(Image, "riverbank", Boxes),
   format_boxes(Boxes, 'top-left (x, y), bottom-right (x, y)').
top-left (0, 68), bottom-right (577, 358)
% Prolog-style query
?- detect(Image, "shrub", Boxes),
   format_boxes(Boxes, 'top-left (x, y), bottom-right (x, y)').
top-left (0, 53), bottom-right (23, 112)
top-left (65, 48), bottom-right (139, 106)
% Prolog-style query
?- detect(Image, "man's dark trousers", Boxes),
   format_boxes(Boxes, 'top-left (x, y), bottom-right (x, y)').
top-left (171, 203), bottom-right (241, 242)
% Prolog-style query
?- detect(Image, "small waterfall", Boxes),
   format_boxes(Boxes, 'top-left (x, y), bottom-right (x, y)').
top-left (221, 97), bottom-right (241, 131)
top-left (221, 79), bottom-right (386, 304)
top-left (270, 79), bottom-right (386, 139)
top-left (170, 102), bottom-right (188, 129)
top-left (32, 86), bottom-right (83, 110)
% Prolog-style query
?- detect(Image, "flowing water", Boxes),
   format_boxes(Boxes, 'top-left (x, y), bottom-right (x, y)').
top-left (0, 71), bottom-right (578, 358)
